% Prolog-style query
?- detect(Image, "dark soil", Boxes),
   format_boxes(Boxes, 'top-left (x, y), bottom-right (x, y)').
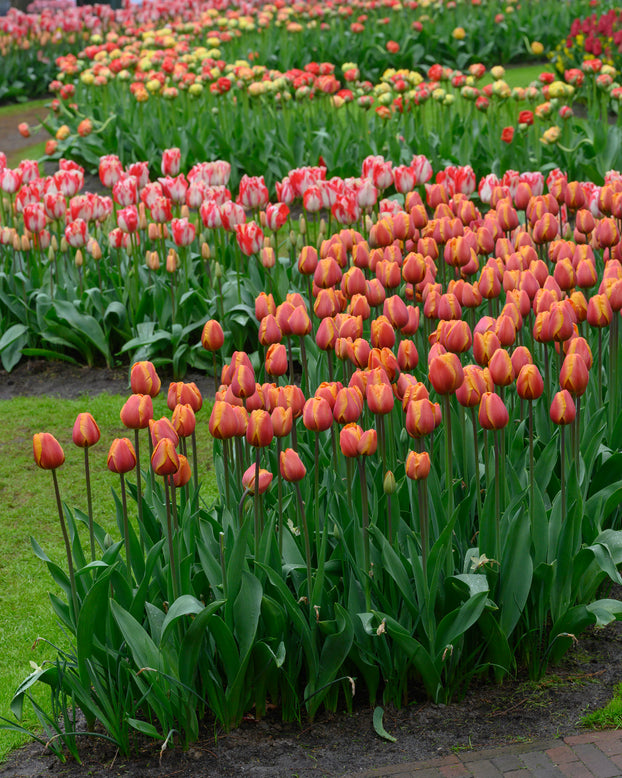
top-left (1, 361), bottom-right (622, 777)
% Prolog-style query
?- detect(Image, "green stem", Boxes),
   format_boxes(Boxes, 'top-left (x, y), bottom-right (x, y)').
top-left (134, 429), bottom-right (143, 552)
top-left (357, 457), bottom-right (371, 611)
top-left (52, 469), bottom-right (79, 623)
top-left (164, 475), bottom-right (179, 601)
top-left (294, 482), bottom-right (313, 612)
top-left (120, 473), bottom-right (131, 581)
top-left (443, 395), bottom-right (453, 519)
top-left (83, 447), bottom-right (95, 563)
top-left (494, 432), bottom-right (500, 564)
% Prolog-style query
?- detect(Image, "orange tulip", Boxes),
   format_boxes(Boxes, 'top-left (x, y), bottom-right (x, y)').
top-left (559, 353), bottom-right (589, 397)
top-left (72, 412), bottom-right (100, 448)
top-left (265, 343), bottom-right (288, 377)
top-left (173, 454), bottom-right (192, 488)
top-left (33, 432), bottom-right (65, 470)
top-left (405, 450), bottom-right (431, 480)
top-left (120, 393), bottom-right (154, 430)
top-left (478, 392), bottom-right (509, 430)
top-left (167, 381), bottom-right (203, 412)
top-left (107, 437), bottom-right (137, 474)
top-left (405, 398), bottom-right (437, 438)
top-left (516, 364), bottom-right (544, 400)
top-left (172, 403), bottom-right (196, 438)
top-left (201, 319), bottom-right (224, 351)
top-left (209, 401), bottom-right (238, 440)
top-left (130, 361), bottom-right (161, 397)
top-left (151, 437), bottom-right (180, 476)
top-left (271, 406), bottom-right (293, 438)
top-left (280, 448), bottom-right (307, 482)
top-left (246, 409), bottom-right (274, 447)
top-left (302, 396), bottom-right (333, 432)
top-left (242, 464), bottom-right (273, 494)
top-left (150, 417), bottom-right (179, 447)
top-left (428, 352), bottom-right (464, 395)
top-left (550, 389), bottom-right (576, 425)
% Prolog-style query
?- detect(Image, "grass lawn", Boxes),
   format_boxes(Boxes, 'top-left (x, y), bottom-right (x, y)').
top-left (0, 392), bottom-right (216, 760)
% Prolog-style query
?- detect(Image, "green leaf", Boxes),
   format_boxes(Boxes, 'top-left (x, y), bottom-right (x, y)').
top-left (498, 512), bottom-right (533, 637)
top-left (0, 323), bottom-right (28, 371)
top-left (373, 707), bottom-right (397, 742)
top-left (110, 599), bottom-right (163, 671)
top-left (127, 718), bottom-right (163, 739)
top-left (160, 595), bottom-right (206, 645)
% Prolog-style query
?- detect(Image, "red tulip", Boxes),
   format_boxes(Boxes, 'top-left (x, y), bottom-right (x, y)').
top-left (201, 319), bottom-right (224, 352)
top-left (72, 412), bottom-right (100, 448)
top-left (280, 448), bottom-right (307, 482)
top-left (550, 390), bottom-right (576, 425)
top-left (428, 352), bottom-right (464, 395)
top-left (150, 417), bottom-right (179, 447)
top-left (173, 455), bottom-right (192, 488)
top-left (488, 348), bottom-right (515, 387)
top-left (265, 343), bottom-right (288, 377)
top-left (167, 381), bottom-right (203, 412)
top-left (209, 401), bottom-right (238, 440)
top-left (516, 364), bottom-right (544, 400)
top-left (478, 392), bottom-right (509, 430)
top-left (151, 437), bottom-right (180, 476)
top-left (559, 353), bottom-right (589, 397)
top-left (121, 393), bottom-right (154, 430)
top-left (33, 432), bottom-right (65, 470)
top-left (455, 364), bottom-right (487, 408)
top-left (246, 409), bottom-right (274, 447)
top-left (172, 404), bottom-right (196, 438)
top-left (107, 437), bottom-right (137, 474)
top-left (271, 406), bottom-right (293, 438)
top-left (130, 361), bottom-right (161, 397)
top-left (302, 397), bottom-right (333, 432)
top-left (405, 398), bottom-right (437, 438)
top-left (242, 465), bottom-right (273, 494)
top-left (405, 450), bottom-right (431, 480)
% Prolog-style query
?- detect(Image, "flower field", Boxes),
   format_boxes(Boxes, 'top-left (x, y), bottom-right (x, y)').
top-left (4, 0), bottom-right (622, 760)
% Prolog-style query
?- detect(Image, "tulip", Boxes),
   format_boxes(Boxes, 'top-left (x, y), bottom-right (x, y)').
top-left (478, 392), bottom-right (509, 431)
top-left (130, 361), bottom-right (161, 397)
top-left (246, 409), bottom-right (274, 448)
top-left (201, 319), bottom-right (225, 352)
top-left (550, 389), bottom-right (577, 522)
top-left (33, 432), bottom-right (78, 620)
top-left (242, 465), bottom-right (273, 494)
top-left (258, 314), bottom-right (282, 346)
top-left (172, 403), bottom-right (196, 438)
top-left (406, 450), bottom-right (431, 480)
top-left (121, 394), bottom-right (154, 430)
top-left (173, 455), bottom-right (192, 489)
top-left (405, 399), bottom-right (437, 439)
top-left (428, 353), bottom-right (464, 395)
top-left (559, 354), bottom-right (589, 398)
top-left (107, 437), bottom-right (137, 578)
top-left (488, 348), bottom-right (515, 388)
top-left (150, 417), bottom-right (179, 448)
top-left (72, 412), bottom-right (101, 562)
top-left (265, 342), bottom-right (288, 377)
top-left (151, 437), bottom-right (180, 477)
top-left (280, 448), bottom-right (306, 482)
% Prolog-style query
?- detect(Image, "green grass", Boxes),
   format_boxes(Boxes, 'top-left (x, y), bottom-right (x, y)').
top-left (7, 141), bottom-right (47, 170)
top-left (0, 392), bottom-right (216, 760)
top-left (480, 62), bottom-right (555, 89)
top-left (0, 98), bottom-right (49, 119)
top-left (582, 683), bottom-right (622, 730)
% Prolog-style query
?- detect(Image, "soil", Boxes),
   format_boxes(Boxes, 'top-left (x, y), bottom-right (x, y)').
top-left (1, 361), bottom-right (622, 776)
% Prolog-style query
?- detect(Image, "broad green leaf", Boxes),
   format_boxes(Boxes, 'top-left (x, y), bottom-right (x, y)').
top-left (373, 707), bottom-right (397, 743)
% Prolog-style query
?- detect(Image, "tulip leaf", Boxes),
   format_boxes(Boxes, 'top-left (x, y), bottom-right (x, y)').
top-left (110, 599), bottom-right (163, 672)
top-left (160, 595), bottom-right (206, 645)
top-left (373, 706), bottom-right (397, 743)
top-left (498, 512), bottom-right (533, 637)
top-left (0, 323), bottom-right (28, 371)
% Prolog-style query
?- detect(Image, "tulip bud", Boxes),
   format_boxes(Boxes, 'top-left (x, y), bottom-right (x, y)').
top-left (550, 389), bottom-right (576, 425)
top-left (383, 470), bottom-right (397, 495)
top-left (303, 396), bottom-right (333, 432)
top-left (405, 398), bottom-right (437, 438)
top-left (33, 432), bottom-right (65, 470)
top-left (72, 412), bottom-right (100, 448)
top-left (201, 319), bottom-right (225, 351)
top-left (405, 450), bottom-right (431, 480)
top-left (121, 393), bottom-right (154, 429)
top-left (271, 406), bottom-right (293, 438)
top-left (151, 437), bottom-right (180, 476)
top-left (488, 348), bottom-right (515, 387)
top-left (172, 403), bottom-right (196, 437)
top-left (428, 352), bottom-right (464, 395)
top-left (242, 464), bottom-right (273, 494)
top-left (173, 454), bottom-right (192, 488)
top-left (246, 409), bottom-right (274, 447)
top-left (149, 417), bottom-right (179, 447)
top-left (209, 401), bottom-right (238, 440)
top-left (280, 448), bottom-right (307, 482)
top-left (107, 437), bottom-right (137, 474)
top-left (516, 364), bottom-right (544, 400)
top-left (478, 392), bottom-right (509, 430)
top-left (559, 353), bottom-right (589, 397)
top-left (130, 361), bottom-right (161, 397)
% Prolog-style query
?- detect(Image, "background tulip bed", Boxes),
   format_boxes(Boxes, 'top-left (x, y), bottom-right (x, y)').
top-left (5, 0), bottom-right (622, 762)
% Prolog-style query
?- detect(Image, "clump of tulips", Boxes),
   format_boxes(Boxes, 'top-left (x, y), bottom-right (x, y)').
top-left (15, 151), bottom-right (622, 758)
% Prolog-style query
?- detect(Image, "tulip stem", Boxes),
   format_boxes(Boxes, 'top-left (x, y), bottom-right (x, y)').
top-left (561, 426), bottom-right (566, 521)
top-left (529, 402), bottom-right (535, 537)
top-left (254, 448), bottom-right (261, 552)
top-left (133, 429), bottom-right (143, 552)
top-left (52, 469), bottom-right (79, 623)
top-left (493, 431), bottom-right (501, 564)
top-left (219, 532), bottom-right (227, 600)
top-left (299, 337), bottom-right (309, 398)
top-left (470, 408), bottom-right (483, 527)
top-left (575, 397), bottom-right (581, 472)
top-left (417, 480), bottom-right (428, 578)
top-left (119, 473), bottom-right (132, 582)
top-left (357, 457), bottom-right (371, 611)
top-left (191, 429), bottom-right (199, 495)
top-left (223, 439), bottom-right (231, 512)
top-left (314, 434), bottom-right (320, 556)
top-left (276, 439), bottom-right (284, 556)
top-left (443, 395), bottom-right (453, 519)
top-left (83, 447), bottom-right (96, 563)
top-left (294, 482), bottom-right (313, 611)
top-left (164, 475), bottom-right (179, 601)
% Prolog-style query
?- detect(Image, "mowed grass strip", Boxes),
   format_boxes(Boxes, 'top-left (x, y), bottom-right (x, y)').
top-left (0, 392), bottom-right (216, 759)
